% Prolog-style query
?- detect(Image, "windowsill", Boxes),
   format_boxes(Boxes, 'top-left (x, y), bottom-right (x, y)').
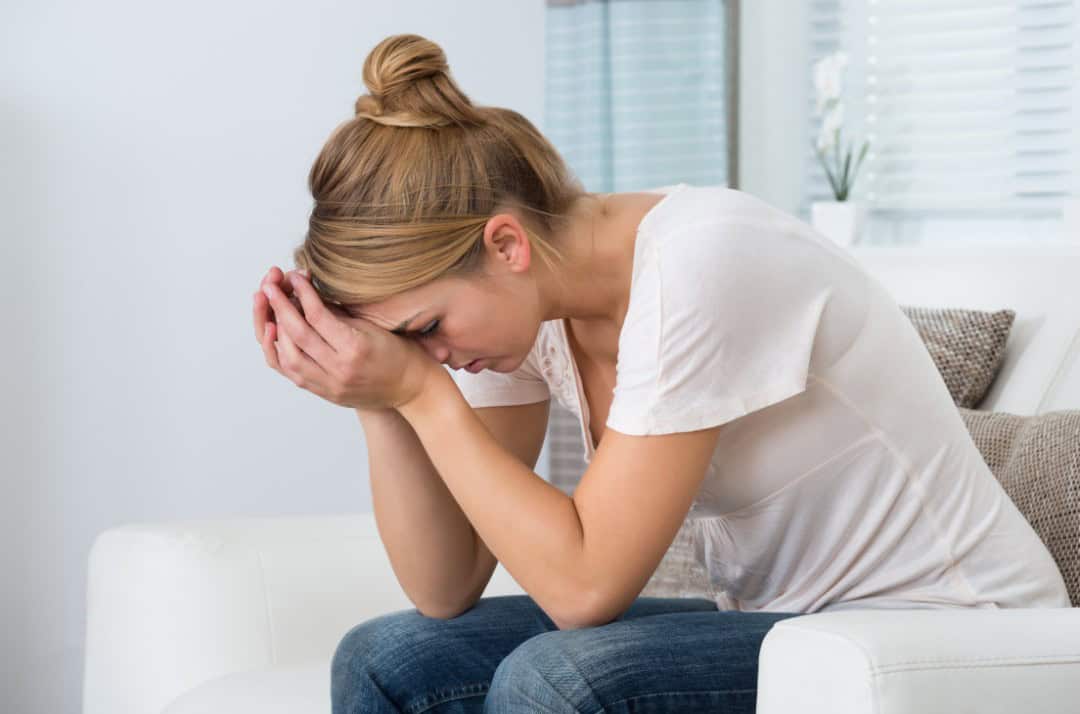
top-left (858, 215), bottom-right (1076, 246)
top-left (796, 207), bottom-right (1079, 246)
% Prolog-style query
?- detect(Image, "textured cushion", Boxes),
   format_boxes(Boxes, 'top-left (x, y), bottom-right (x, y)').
top-left (640, 519), bottom-right (716, 601)
top-left (901, 305), bottom-right (1015, 408)
top-left (959, 407), bottom-right (1080, 607)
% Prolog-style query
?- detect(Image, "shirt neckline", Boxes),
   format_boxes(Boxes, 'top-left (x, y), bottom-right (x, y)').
top-left (558, 182), bottom-right (690, 460)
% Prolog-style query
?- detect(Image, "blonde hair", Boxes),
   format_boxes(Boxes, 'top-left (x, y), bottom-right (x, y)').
top-left (293, 33), bottom-right (588, 309)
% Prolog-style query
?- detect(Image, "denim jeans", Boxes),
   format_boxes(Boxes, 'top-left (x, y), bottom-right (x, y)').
top-left (331, 594), bottom-right (801, 713)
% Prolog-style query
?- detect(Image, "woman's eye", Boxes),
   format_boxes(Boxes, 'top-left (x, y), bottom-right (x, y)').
top-left (419, 319), bottom-right (440, 337)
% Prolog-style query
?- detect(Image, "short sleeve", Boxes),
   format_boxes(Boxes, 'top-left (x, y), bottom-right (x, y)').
top-left (444, 347), bottom-right (550, 409)
top-left (605, 220), bottom-right (834, 436)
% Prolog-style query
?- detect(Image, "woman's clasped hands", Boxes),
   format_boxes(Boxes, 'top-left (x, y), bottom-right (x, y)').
top-left (252, 266), bottom-right (435, 411)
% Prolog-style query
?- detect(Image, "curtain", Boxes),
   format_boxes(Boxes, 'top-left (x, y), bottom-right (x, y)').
top-left (543, 0), bottom-right (738, 491)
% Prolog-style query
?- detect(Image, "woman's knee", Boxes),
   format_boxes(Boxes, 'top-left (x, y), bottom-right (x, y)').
top-left (333, 608), bottom-right (432, 676)
top-left (331, 609), bottom-right (432, 713)
top-left (332, 596), bottom-right (554, 713)
top-left (484, 631), bottom-right (597, 714)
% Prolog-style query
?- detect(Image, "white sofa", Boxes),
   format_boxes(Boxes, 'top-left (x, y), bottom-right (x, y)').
top-left (82, 244), bottom-right (1080, 714)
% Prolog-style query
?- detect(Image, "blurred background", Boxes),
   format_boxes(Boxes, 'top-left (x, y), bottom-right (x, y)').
top-left (2, 0), bottom-right (1076, 711)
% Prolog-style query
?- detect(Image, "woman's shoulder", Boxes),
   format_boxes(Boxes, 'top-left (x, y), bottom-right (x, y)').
top-left (639, 182), bottom-right (812, 246)
top-left (639, 185), bottom-right (868, 296)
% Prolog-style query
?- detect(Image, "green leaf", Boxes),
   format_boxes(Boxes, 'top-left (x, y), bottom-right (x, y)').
top-left (833, 129), bottom-right (843, 195)
top-left (847, 141), bottom-right (871, 195)
top-left (816, 145), bottom-right (841, 199)
top-left (840, 148), bottom-right (853, 197)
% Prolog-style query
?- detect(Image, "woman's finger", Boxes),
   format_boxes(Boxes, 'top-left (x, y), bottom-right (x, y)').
top-left (286, 271), bottom-right (355, 352)
top-left (263, 265), bottom-right (295, 298)
top-left (260, 315), bottom-right (282, 371)
top-left (253, 290), bottom-right (278, 344)
top-left (253, 291), bottom-right (265, 344)
top-left (253, 266), bottom-right (296, 343)
top-left (261, 280), bottom-right (337, 368)
top-left (274, 314), bottom-right (334, 394)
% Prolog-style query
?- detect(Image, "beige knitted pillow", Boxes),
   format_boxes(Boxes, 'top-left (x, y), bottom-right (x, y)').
top-left (901, 305), bottom-right (1015, 408)
top-left (958, 407), bottom-right (1080, 607)
top-left (640, 518), bottom-right (716, 601)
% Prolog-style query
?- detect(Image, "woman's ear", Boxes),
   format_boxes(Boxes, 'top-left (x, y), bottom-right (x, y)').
top-left (484, 214), bottom-right (532, 274)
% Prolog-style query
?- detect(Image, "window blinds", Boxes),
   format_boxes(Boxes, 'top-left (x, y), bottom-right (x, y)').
top-left (803, 0), bottom-right (1078, 221)
top-left (545, 0), bottom-right (731, 191)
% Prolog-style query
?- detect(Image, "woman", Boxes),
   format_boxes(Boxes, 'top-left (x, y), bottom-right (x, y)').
top-left (252, 33), bottom-right (1069, 714)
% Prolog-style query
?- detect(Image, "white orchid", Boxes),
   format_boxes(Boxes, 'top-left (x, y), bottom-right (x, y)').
top-left (813, 51), bottom-right (848, 115)
top-left (811, 50), bottom-right (869, 201)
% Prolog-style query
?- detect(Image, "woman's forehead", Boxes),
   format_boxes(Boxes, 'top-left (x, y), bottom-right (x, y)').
top-left (349, 286), bottom-right (439, 327)
top-left (348, 275), bottom-right (473, 324)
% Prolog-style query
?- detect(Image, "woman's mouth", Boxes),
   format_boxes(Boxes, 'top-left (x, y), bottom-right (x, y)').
top-left (466, 358), bottom-right (484, 373)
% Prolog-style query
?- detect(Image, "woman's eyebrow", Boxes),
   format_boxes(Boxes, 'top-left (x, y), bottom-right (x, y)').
top-left (348, 308), bottom-right (424, 335)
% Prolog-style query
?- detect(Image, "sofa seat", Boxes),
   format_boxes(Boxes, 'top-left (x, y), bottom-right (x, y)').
top-left (162, 660), bottom-right (330, 714)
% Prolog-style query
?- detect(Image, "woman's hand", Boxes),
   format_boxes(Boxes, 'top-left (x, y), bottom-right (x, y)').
top-left (252, 266), bottom-right (296, 346)
top-left (252, 267), bottom-right (437, 410)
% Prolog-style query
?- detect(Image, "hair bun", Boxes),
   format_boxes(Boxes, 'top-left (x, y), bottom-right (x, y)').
top-left (363, 33), bottom-right (448, 97)
top-left (354, 33), bottom-right (483, 129)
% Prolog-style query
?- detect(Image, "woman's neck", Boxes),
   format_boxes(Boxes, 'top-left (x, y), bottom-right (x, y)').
top-left (544, 190), bottom-right (667, 362)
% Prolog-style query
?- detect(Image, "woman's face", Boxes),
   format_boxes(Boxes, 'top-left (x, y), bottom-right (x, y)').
top-left (337, 208), bottom-right (547, 373)
top-left (340, 272), bottom-right (540, 373)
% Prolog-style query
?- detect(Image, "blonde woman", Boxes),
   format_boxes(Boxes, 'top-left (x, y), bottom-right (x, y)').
top-left (252, 33), bottom-right (1069, 714)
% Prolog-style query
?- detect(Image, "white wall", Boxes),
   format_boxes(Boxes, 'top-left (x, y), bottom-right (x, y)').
top-left (1, 2), bottom-right (547, 712)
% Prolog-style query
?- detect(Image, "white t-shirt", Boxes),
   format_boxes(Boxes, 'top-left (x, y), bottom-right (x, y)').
top-left (445, 183), bottom-right (1070, 614)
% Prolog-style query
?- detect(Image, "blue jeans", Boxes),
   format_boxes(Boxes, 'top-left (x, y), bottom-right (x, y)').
top-left (331, 594), bottom-right (801, 713)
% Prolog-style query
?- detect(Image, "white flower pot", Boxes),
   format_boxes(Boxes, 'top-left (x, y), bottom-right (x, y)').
top-left (1065, 198), bottom-right (1079, 242)
top-left (811, 201), bottom-right (867, 247)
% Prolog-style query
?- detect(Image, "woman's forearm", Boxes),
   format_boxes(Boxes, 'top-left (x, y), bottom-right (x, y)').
top-left (358, 406), bottom-right (490, 618)
top-left (395, 369), bottom-right (590, 628)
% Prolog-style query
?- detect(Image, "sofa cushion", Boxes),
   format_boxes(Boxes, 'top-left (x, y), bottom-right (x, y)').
top-left (958, 407), bottom-right (1080, 607)
top-left (901, 305), bottom-right (1015, 408)
top-left (640, 518), bottom-right (715, 601)
top-left (161, 660), bottom-right (330, 714)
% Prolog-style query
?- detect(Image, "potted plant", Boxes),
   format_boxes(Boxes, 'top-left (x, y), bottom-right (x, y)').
top-left (811, 50), bottom-right (871, 246)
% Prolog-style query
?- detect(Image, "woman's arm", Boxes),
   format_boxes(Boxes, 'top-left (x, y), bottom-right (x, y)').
top-left (397, 366), bottom-right (724, 630)
top-left (397, 370), bottom-right (590, 628)
top-left (359, 406), bottom-right (490, 618)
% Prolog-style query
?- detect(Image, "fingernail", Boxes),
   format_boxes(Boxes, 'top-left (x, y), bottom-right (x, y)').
top-left (262, 285), bottom-right (273, 299)
top-left (299, 269), bottom-right (310, 278)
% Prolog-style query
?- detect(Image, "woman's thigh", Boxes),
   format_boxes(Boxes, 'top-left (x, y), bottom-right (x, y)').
top-left (483, 608), bottom-right (802, 714)
top-left (331, 594), bottom-right (719, 714)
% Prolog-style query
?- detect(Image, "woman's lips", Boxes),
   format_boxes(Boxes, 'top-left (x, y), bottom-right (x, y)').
top-left (466, 358), bottom-right (484, 373)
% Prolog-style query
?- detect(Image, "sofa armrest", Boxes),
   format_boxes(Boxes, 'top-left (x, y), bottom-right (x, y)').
top-left (82, 513), bottom-right (389, 714)
top-left (82, 512), bottom-right (525, 714)
top-left (756, 607), bottom-right (1080, 714)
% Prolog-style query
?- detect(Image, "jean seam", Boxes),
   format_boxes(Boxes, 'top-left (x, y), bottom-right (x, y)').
top-left (589, 688), bottom-right (758, 714)
top-left (406, 682), bottom-right (490, 714)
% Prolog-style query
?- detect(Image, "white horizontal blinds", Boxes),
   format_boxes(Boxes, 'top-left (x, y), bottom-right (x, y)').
top-left (545, 0), bottom-right (729, 192)
top-left (801, 0), bottom-right (847, 221)
top-left (864, 0), bottom-right (1077, 216)
top-left (803, 0), bottom-right (1079, 223)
